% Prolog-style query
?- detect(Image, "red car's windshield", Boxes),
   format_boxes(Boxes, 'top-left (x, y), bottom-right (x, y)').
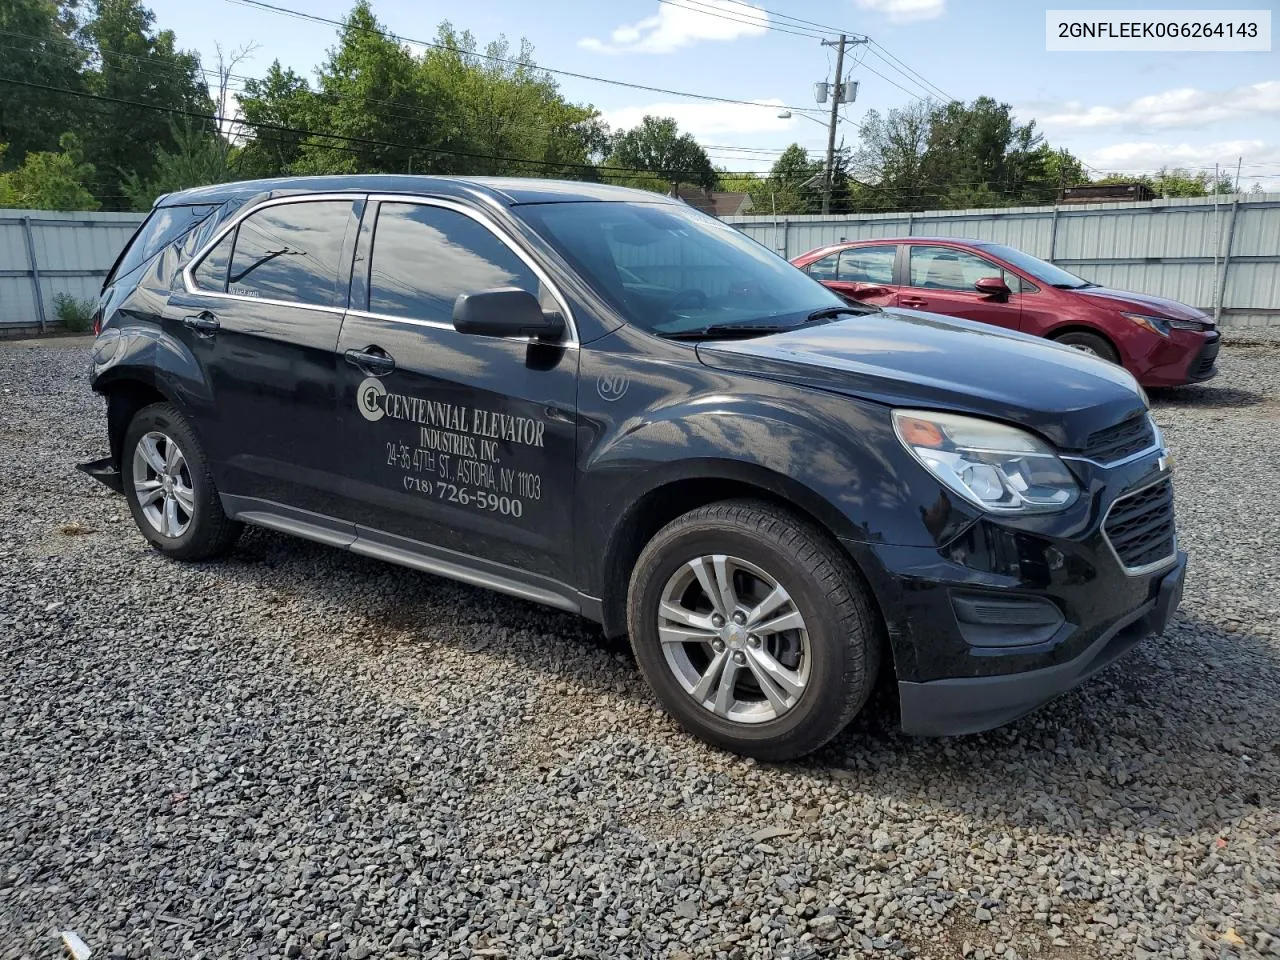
top-left (978, 243), bottom-right (1097, 290)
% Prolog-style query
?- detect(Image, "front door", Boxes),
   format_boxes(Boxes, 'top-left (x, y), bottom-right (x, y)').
top-left (169, 195), bottom-right (363, 524)
top-left (897, 244), bottom-right (1023, 331)
top-left (334, 198), bottom-right (578, 585)
top-left (807, 244), bottom-right (899, 307)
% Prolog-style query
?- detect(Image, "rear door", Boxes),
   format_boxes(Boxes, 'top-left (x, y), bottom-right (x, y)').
top-left (333, 197), bottom-right (579, 585)
top-left (897, 243), bottom-right (1023, 331)
top-left (171, 194), bottom-right (363, 529)
top-left (806, 244), bottom-right (899, 306)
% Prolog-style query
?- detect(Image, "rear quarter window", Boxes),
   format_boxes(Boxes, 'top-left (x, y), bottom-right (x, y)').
top-left (106, 203), bottom-right (219, 287)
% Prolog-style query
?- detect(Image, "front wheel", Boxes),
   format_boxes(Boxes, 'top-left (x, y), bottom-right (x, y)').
top-left (122, 402), bottom-right (242, 560)
top-left (627, 500), bottom-right (881, 761)
top-left (1052, 329), bottom-right (1120, 364)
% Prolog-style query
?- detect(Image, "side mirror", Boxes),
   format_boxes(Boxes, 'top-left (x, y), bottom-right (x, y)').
top-left (974, 276), bottom-right (1011, 299)
top-left (452, 288), bottom-right (565, 340)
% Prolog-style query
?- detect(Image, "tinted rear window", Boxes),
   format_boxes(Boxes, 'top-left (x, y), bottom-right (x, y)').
top-left (108, 203), bottom-right (218, 286)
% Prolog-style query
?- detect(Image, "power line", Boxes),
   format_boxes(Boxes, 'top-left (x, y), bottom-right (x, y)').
top-left (653, 0), bottom-right (831, 41)
top-left (697, 0), bottom-right (866, 40)
top-left (0, 75), bottom-right (787, 185)
top-left (221, 0), bottom-right (828, 115)
top-left (865, 41), bottom-right (955, 102)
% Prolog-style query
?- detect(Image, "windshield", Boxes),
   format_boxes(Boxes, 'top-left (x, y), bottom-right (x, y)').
top-left (978, 242), bottom-right (1094, 289)
top-left (517, 200), bottom-right (845, 336)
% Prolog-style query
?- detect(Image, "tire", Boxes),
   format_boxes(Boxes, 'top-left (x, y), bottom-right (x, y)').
top-left (1052, 329), bottom-right (1120, 364)
top-left (121, 402), bottom-right (242, 561)
top-left (627, 499), bottom-right (881, 761)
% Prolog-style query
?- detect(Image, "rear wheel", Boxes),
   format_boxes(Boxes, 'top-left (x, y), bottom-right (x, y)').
top-left (122, 403), bottom-right (241, 560)
top-left (1052, 329), bottom-right (1120, 364)
top-left (627, 499), bottom-right (881, 760)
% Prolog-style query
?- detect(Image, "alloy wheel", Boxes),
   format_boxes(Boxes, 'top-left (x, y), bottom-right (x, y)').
top-left (657, 554), bottom-right (811, 724)
top-left (131, 430), bottom-right (195, 538)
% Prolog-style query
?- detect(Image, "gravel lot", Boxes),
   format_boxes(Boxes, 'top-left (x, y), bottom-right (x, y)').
top-left (1, 335), bottom-right (1277, 960)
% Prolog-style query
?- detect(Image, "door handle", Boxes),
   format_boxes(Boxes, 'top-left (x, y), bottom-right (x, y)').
top-left (344, 347), bottom-right (396, 376)
top-left (900, 296), bottom-right (928, 307)
top-left (182, 312), bottom-right (219, 336)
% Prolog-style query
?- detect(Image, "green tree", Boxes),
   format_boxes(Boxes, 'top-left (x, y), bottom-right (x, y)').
top-left (121, 118), bottom-right (233, 209)
top-left (0, 0), bottom-right (86, 164)
top-left (0, 134), bottom-right (99, 209)
top-left (421, 23), bottom-right (607, 178)
top-left (853, 100), bottom-right (931, 211)
top-left (235, 62), bottom-right (320, 178)
top-left (855, 98), bottom-right (1084, 210)
top-left (606, 115), bottom-right (716, 194)
top-left (80, 0), bottom-right (212, 209)
top-left (289, 0), bottom-right (434, 175)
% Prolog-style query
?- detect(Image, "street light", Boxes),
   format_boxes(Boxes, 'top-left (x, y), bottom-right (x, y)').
top-left (776, 110), bottom-right (836, 128)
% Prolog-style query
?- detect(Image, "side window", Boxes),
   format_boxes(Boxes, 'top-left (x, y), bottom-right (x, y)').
top-left (221, 200), bottom-right (355, 307)
top-left (368, 202), bottom-right (541, 323)
top-left (837, 246), bottom-right (896, 284)
top-left (909, 245), bottom-right (1011, 293)
top-left (192, 229), bottom-right (233, 293)
top-left (806, 253), bottom-right (839, 281)
top-left (109, 203), bottom-right (218, 285)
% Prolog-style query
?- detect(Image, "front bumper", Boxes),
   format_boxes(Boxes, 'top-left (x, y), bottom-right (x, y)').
top-left (1137, 330), bottom-right (1220, 387)
top-left (896, 553), bottom-right (1185, 735)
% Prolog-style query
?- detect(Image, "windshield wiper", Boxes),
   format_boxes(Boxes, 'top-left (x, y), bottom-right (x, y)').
top-left (661, 323), bottom-right (798, 341)
top-left (662, 307), bottom-right (862, 341)
top-left (1053, 281), bottom-right (1098, 290)
top-left (808, 303), bottom-right (877, 320)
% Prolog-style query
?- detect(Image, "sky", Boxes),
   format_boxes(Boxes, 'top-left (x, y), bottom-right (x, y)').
top-left (150, 0), bottom-right (1280, 189)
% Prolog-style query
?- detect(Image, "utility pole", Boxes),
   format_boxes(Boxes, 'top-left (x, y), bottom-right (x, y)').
top-left (818, 35), bottom-right (867, 215)
top-left (821, 34), bottom-right (845, 216)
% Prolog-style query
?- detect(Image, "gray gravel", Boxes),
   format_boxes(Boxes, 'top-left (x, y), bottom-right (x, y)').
top-left (1, 336), bottom-right (1277, 960)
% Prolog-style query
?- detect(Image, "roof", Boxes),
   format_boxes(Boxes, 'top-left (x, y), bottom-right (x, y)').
top-left (678, 191), bottom-right (754, 217)
top-left (156, 175), bottom-right (677, 209)
top-left (798, 236), bottom-right (1003, 257)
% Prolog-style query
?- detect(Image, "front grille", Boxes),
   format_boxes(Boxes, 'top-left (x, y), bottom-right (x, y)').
top-left (1083, 415), bottom-right (1156, 463)
top-left (1189, 333), bottom-right (1221, 380)
top-left (1104, 479), bottom-right (1176, 572)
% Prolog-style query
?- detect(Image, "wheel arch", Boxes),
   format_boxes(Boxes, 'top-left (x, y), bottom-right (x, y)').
top-left (1046, 323), bottom-right (1121, 358)
top-left (96, 371), bottom-right (177, 470)
top-left (595, 461), bottom-right (879, 640)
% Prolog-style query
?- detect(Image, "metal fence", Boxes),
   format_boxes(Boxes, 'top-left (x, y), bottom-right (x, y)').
top-left (5, 194), bottom-right (1280, 332)
top-left (727, 192), bottom-right (1280, 329)
top-left (0, 210), bottom-right (145, 331)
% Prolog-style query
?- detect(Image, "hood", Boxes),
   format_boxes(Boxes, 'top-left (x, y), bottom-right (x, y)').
top-left (695, 309), bottom-right (1147, 450)
top-left (1073, 286), bottom-right (1210, 323)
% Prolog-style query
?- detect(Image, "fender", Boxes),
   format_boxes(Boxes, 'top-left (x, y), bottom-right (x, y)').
top-left (90, 324), bottom-right (214, 421)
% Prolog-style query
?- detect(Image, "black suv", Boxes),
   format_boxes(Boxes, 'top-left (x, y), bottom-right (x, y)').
top-left (82, 176), bottom-right (1186, 760)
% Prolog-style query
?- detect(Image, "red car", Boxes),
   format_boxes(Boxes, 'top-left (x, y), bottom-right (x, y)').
top-left (791, 237), bottom-right (1220, 387)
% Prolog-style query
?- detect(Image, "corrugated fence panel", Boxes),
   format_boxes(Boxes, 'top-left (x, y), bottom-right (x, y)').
top-left (728, 193), bottom-right (1280, 328)
top-left (0, 209), bottom-right (145, 328)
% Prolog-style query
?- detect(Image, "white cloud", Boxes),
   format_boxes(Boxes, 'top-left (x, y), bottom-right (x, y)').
top-left (1035, 81), bottom-right (1280, 132)
top-left (600, 100), bottom-right (797, 138)
top-left (852, 0), bottom-right (946, 23)
top-left (1081, 139), bottom-right (1280, 189)
top-left (580, 1), bottom-right (767, 55)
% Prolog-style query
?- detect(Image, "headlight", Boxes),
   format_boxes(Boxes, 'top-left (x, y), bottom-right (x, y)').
top-left (1122, 312), bottom-right (1210, 336)
top-left (893, 410), bottom-right (1080, 514)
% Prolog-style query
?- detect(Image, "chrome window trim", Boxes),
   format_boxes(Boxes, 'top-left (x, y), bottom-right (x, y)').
top-left (363, 193), bottom-right (579, 346)
top-left (1101, 474), bottom-right (1178, 577)
top-left (343, 307), bottom-right (579, 350)
top-left (182, 192), bottom-right (364, 312)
